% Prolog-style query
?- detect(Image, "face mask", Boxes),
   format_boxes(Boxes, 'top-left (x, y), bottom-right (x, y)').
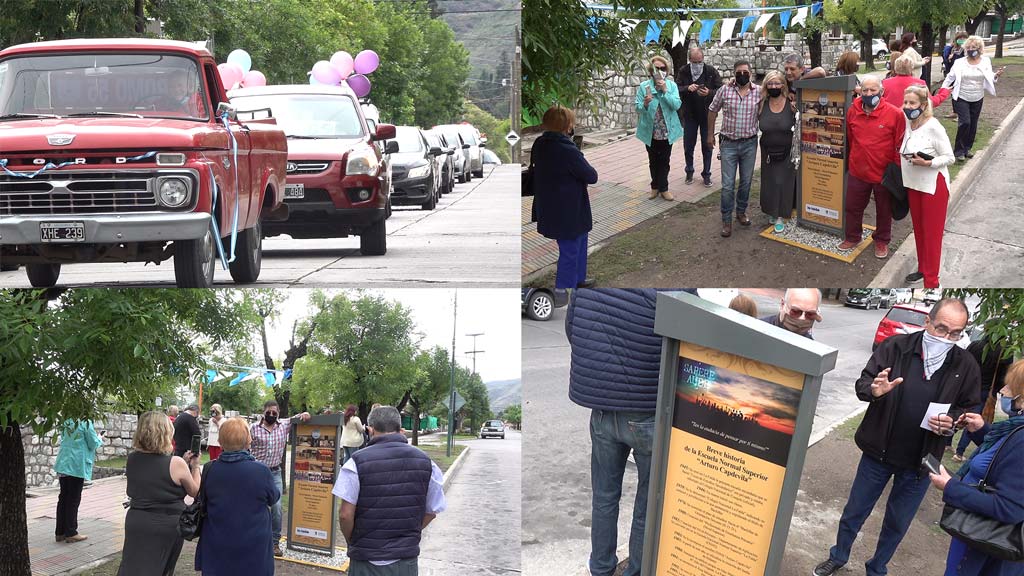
top-left (956, 40), bottom-right (965, 46)
top-left (767, 87), bottom-right (783, 98)
top-left (781, 313), bottom-right (814, 334)
top-left (1001, 395), bottom-right (1022, 416)
top-left (691, 63), bottom-right (704, 77)
top-left (904, 107), bottom-right (922, 120)
top-left (735, 73), bottom-right (750, 86)
top-left (967, 50), bottom-right (980, 58)
top-left (264, 412), bottom-right (278, 424)
top-left (862, 93), bottom-right (881, 108)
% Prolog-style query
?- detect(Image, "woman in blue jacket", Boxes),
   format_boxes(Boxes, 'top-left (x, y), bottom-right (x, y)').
top-left (54, 419), bottom-right (103, 544)
top-left (532, 104), bottom-right (599, 291)
top-left (635, 55), bottom-right (683, 202)
top-left (929, 359), bottom-right (1024, 576)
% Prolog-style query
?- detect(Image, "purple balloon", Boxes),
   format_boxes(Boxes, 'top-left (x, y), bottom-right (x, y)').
top-left (311, 60), bottom-right (341, 85)
top-left (330, 51), bottom-right (355, 79)
top-left (346, 74), bottom-right (371, 98)
top-left (353, 50), bottom-right (380, 75)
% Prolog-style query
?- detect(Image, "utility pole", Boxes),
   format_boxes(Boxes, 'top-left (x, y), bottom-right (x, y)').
top-left (511, 24), bottom-right (522, 164)
top-left (446, 290), bottom-right (458, 458)
top-left (465, 332), bottom-right (485, 375)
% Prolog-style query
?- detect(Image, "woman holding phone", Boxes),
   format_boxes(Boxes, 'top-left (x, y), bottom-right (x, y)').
top-left (635, 55), bottom-right (683, 201)
top-left (899, 84), bottom-right (955, 289)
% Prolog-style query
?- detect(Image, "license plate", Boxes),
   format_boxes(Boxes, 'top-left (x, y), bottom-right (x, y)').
top-left (40, 222), bottom-right (85, 243)
top-left (284, 184), bottom-right (305, 199)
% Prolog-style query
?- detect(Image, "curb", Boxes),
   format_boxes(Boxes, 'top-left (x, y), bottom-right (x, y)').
top-left (872, 94), bottom-right (1024, 287)
top-left (807, 405), bottom-right (868, 448)
top-left (442, 445), bottom-right (470, 492)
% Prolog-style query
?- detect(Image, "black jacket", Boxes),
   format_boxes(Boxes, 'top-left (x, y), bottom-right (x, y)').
top-left (674, 63), bottom-right (722, 121)
top-left (172, 411), bottom-right (200, 457)
top-left (854, 331), bottom-right (980, 469)
top-left (531, 131), bottom-right (597, 241)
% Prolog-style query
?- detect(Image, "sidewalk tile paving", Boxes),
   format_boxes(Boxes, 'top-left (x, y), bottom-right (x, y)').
top-left (522, 134), bottom-right (760, 278)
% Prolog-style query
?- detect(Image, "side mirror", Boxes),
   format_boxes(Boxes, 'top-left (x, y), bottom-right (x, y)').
top-left (384, 141), bottom-right (399, 154)
top-left (479, 142), bottom-right (487, 148)
top-left (462, 143), bottom-right (471, 149)
top-left (216, 102), bottom-right (237, 121)
top-left (446, 148), bottom-right (455, 156)
top-left (429, 146), bottom-right (443, 157)
top-left (374, 123), bottom-right (396, 141)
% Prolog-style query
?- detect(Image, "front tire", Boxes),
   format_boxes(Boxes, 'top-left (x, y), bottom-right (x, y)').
top-left (360, 217), bottom-right (387, 256)
top-left (26, 263), bottom-right (60, 287)
top-left (526, 291), bottom-right (554, 321)
top-left (228, 220), bottom-right (262, 283)
top-left (421, 187), bottom-right (437, 210)
top-left (174, 225), bottom-right (216, 288)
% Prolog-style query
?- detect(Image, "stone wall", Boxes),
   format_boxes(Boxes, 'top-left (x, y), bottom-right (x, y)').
top-left (22, 413), bottom-right (138, 488)
top-left (576, 33), bottom-right (855, 133)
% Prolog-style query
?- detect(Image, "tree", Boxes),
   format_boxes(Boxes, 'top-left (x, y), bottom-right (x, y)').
top-left (462, 101), bottom-right (512, 162)
top-left (203, 378), bottom-right (268, 416)
top-left (947, 289), bottom-right (1024, 363)
top-left (456, 366), bottom-right (491, 431)
top-left (290, 292), bottom-right (419, 422)
top-left (0, 288), bottom-right (261, 575)
top-left (502, 404), bottom-right (522, 429)
top-left (890, 0), bottom-right (988, 84)
top-left (993, 0), bottom-right (1024, 59)
top-left (413, 17), bottom-right (471, 128)
top-left (398, 347), bottom-right (452, 445)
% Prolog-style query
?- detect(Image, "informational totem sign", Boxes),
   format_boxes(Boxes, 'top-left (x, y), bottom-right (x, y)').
top-left (642, 291), bottom-right (838, 576)
top-left (287, 414), bottom-right (343, 555)
top-left (794, 75), bottom-right (858, 236)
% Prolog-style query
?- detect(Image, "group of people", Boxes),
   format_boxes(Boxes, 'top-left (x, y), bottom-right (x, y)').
top-left (564, 288), bottom-right (1023, 576)
top-left (51, 400), bottom-right (444, 576)
top-left (530, 33), bottom-right (1004, 291)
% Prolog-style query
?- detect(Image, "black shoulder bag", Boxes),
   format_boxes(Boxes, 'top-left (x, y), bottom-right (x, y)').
top-left (178, 459), bottom-right (215, 541)
top-left (521, 152), bottom-right (535, 197)
top-left (939, 425), bottom-right (1024, 562)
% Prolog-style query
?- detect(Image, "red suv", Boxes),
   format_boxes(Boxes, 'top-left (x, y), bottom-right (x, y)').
top-left (229, 85), bottom-right (396, 255)
top-left (873, 304), bottom-right (930, 350)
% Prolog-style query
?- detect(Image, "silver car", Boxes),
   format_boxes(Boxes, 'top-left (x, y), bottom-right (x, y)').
top-left (437, 123), bottom-right (482, 179)
top-left (479, 419), bottom-right (505, 439)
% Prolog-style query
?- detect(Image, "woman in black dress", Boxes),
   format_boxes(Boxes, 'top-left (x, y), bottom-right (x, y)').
top-left (757, 70), bottom-right (798, 233)
top-left (117, 411), bottom-right (201, 576)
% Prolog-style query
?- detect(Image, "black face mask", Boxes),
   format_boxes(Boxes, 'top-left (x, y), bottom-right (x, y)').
top-left (264, 412), bottom-right (278, 424)
top-left (862, 93), bottom-right (881, 108)
top-left (967, 50), bottom-right (980, 58)
top-left (735, 73), bottom-right (750, 86)
top-left (767, 87), bottom-right (783, 98)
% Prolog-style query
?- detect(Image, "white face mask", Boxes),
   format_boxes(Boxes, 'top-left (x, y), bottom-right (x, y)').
top-left (690, 63), bottom-right (704, 77)
top-left (922, 331), bottom-right (957, 379)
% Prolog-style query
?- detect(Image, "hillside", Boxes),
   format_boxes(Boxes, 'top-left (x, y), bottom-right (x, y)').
top-left (485, 378), bottom-right (521, 412)
top-left (439, 0), bottom-right (520, 120)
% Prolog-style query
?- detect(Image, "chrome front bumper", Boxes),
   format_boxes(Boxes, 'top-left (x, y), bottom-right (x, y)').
top-left (0, 212), bottom-right (212, 245)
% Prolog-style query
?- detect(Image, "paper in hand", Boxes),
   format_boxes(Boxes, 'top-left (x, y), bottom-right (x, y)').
top-left (920, 402), bottom-right (951, 431)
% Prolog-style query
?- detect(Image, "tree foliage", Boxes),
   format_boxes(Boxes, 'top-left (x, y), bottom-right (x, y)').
top-left (502, 403), bottom-right (522, 428)
top-left (401, 346), bottom-right (454, 445)
top-left (947, 289), bottom-right (1024, 362)
top-left (462, 100), bottom-right (512, 162)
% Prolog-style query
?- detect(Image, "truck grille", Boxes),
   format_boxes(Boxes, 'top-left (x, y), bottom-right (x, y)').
top-left (0, 170), bottom-right (190, 216)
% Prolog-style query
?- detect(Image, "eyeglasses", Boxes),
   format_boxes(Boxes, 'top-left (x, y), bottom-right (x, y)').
top-left (930, 323), bottom-right (965, 340)
top-left (785, 306), bottom-right (820, 321)
top-left (654, 66), bottom-right (667, 71)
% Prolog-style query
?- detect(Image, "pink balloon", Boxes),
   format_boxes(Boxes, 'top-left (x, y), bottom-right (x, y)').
top-left (311, 60), bottom-right (342, 85)
top-left (243, 70), bottom-right (267, 87)
top-left (346, 74), bottom-right (371, 98)
top-left (330, 51), bottom-right (355, 79)
top-left (353, 50), bottom-right (379, 75)
top-left (218, 62), bottom-right (244, 89)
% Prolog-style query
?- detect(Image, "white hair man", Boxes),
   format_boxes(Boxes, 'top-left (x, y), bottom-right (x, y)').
top-left (760, 288), bottom-right (822, 338)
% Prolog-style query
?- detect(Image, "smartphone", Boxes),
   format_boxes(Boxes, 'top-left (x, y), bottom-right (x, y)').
top-left (922, 453), bottom-right (941, 475)
top-left (191, 434), bottom-right (202, 457)
top-left (915, 151), bottom-right (934, 161)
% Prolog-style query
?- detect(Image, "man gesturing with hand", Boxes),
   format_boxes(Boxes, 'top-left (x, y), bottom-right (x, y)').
top-left (813, 298), bottom-right (980, 576)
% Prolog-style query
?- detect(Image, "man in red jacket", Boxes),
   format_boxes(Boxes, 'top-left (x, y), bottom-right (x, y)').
top-left (843, 75), bottom-right (905, 259)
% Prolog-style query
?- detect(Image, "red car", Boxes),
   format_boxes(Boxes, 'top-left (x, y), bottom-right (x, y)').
top-left (873, 304), bottom-right (930, 350)
top-left (0, 38), bottom-right (288, 287)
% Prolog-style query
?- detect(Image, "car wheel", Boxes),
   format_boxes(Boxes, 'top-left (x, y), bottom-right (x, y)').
top-left (228, 219), bottom-right (262, 284)
top-left (360, 217), bottom-right (387, 256)
top-left (174, 225), bottom-right (216, 288)
top-left (421, 186), bottom-right (437, 210)
top-left (877, 50), bottom-right (888, 59)
top-left (385, 198), bottom-right (393, 219)
top-left (526, 291), bottom-right (554, 321)
top-left (473, 168), bottom-right (483, 178)
top-left (26, 263), bottom-right (60, 287)
top-left (466, 169), bottom-right (472, 183)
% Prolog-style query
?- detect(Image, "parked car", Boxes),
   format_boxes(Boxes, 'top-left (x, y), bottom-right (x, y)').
top-left (878, 288), bottom-right (897, 308)
top-left (482, 148), bottom-right (502, 166)
top-left (845, 288), bottom-right (883, 309)
top-left (922, 289), bottom-right (942, 305)
top-left (522, 287), bottom-right (558, 321)
top-left (873, 304), bottom-right (930, 350)
top-left (851, 38), bottom-right (890, 59)
top-left (479, 419), bottom-right (505, 439)
top-left (424, 129), bottom-right (455, 195)
top-left (0, 38), bottom-right (288, 287)
top-left (230, 84), bottom-right (396, 256)
top-left (894, 288), bottom-right (914, 304)
top-left (390, 126), bottom-right (442, 210)
top-left (433, 125), bottom-right (471, 183)
top-left (436, 123), bottom-right (483, 178)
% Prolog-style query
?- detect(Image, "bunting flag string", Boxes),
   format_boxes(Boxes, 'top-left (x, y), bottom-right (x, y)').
top-left (719, 18), bottom-right (738, 46)
top-left (672, 20), bottom-right (694, 47)
top-left (755, 13), bottom-right (775, 32)
top-left (698, 19), bottom-right (715, 45)
top-left (739, 15), bottom-right (758, 36)
top-left (791, 6), bottom-right (809, 28)
top-left (779, 10), bottom-right (793, 30)
top-left (204, 362), bottom-right (292, 388)
top-left (591, 2), bottom-right (821, 14)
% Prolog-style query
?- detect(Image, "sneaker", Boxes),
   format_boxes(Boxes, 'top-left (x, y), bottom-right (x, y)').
top-left (905, 271), bottom-right (924, 283)
top-left (648, 188), bottom-right (659, 199)
top-left (874, 243), bottom-right (889, 259)
top-left (773, 220), bottom-right (785, 234)
top-left (965, 152), bottom-right (975, 159)
top-left (577, 278), bottom-right (596, 289)
top-left (955, 155), bottom-right (966, 162)
top-left (837, 240), bottom-right (858, 251)
top-left (953, 453), bottom-right (965, 462)
top-left (274, 544), bottom-right (284, 557)
top-left (685, 174), bottom-right (694, 184)
top-left (661, 191), bottom-right (675, 201)
top-left (64, 534), bottom-right (88, 543)
top-left (812, 559), bottom-right (843, 576)
top-left (703, 176), bottom-right (713, 187)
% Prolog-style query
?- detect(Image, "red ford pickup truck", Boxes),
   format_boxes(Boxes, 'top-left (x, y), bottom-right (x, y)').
top-left (0, 38), bottom-right (288, 287)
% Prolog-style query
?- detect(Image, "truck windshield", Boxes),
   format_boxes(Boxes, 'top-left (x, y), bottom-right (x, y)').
top-left (0, 53), bottom-right (208, 120)
top-left (231, 93), bottom-right (364, 138)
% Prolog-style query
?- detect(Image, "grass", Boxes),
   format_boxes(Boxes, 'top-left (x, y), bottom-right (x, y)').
top-left (418, 443), bottom-right (467, 473)
top-left (95, 453), bottom-right (211, 469)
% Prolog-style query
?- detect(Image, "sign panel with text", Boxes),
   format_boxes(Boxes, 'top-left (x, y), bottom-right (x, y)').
top-left (287, 417), bottom-right (343, 555)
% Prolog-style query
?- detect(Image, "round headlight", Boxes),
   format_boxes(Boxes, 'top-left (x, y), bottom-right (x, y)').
top-left (159, 178), bottom-right (189, 207)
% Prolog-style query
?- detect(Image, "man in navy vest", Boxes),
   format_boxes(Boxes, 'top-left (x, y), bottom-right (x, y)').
top-left (333, 406), bottom-right (446, 576)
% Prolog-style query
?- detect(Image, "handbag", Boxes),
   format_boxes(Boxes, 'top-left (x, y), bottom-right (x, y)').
top-left (521, 154), bottom-right (535, 197)
top-left (178, 459), bottom-right (215, 541)
top-left (939, 425), bottom-right (1024, 562)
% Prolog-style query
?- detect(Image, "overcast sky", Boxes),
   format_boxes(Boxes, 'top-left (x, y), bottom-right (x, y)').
top-left (262, 288), bottom-right (521, 383)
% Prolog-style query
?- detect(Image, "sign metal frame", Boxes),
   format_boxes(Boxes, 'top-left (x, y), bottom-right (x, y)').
top-left (286, 413), bottom-right (344, 556)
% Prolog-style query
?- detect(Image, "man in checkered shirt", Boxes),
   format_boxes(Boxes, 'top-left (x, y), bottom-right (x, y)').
top-left (250, 399), bottom-right (311, 556)
top-left (706, 59), bottom-right (762, 239)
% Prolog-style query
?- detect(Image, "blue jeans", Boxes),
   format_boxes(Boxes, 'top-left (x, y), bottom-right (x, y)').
top-left (589, 410), bottom-right (655, 576)
top-left (683, 113), bottom-right (712, 179)
top-left (829, 454), bottom-right (932, 576)
top-left (719, 136), bottom-right (757, 223)
top-left (348, 557), bottom-right (418, 575)
top-left (271, 471), bottom-right (283, 544)
top-left (555, 232), bottom-right (588, 289)
top-left (344, 446), bottom-right (358, 464)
